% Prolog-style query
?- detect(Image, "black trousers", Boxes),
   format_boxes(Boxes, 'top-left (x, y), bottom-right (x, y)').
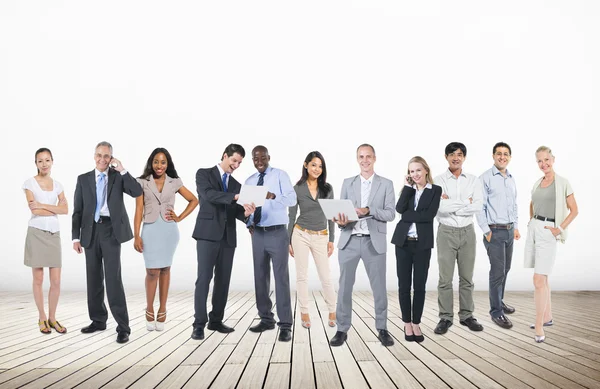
top-left (84, 219), bottom-right (130, 334)
top-left (395, 241), bottom-right (431, 324)
top-left (193, 238), bottom-right (235, 328)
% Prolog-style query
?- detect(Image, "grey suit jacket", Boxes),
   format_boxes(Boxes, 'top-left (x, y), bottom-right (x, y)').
top-left (338, 173), bottom-right (396, 254)
top-left (72, 169), bottom-right (143, 248)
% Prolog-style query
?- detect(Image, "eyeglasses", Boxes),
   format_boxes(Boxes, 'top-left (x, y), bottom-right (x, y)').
top-left (95, 153), bottom-right (112, 160)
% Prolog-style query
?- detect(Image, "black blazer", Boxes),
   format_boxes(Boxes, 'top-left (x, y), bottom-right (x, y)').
top-left (192, 166), bottom-right (246, 247)
top-left (72, 169), bottom-right (143, 248)
top-left (391, 184), bottom-right (442, 250)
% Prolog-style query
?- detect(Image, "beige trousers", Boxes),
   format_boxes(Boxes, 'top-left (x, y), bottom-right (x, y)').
top-left (291, 228), bottom-right (337, 314)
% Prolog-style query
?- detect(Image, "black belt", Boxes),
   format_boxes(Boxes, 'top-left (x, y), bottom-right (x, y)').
top-left (254, 224), bottom-right (285, 231)
top-left (534, 215), bottom-right (555, 223)
top-left (352, 233), bottom-right (370, 237)
top-left (96, 216), bottom-right (111, 224)
top-left (489, 223), bottom-right (513, 230)
top-left (406, 236), bottom-right (418, 241)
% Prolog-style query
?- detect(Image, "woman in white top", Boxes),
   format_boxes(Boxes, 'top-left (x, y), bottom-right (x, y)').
top-left (524, 146), bottom-right (578, 343)
top-left (23, 148), bottom-right (68, 334)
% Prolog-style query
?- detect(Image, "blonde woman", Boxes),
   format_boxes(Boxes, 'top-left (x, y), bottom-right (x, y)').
top-left (23, 148), bottom-right (68, 334)
top-left (391, 156), bottom-right (441, 342)
top-left (524, 146), bottom-right (578, 343)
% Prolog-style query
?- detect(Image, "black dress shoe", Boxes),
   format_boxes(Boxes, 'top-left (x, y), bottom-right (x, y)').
top-left (405, 333), bottom-right (415, 342)
top-left (460, 317), bottom-right (484, 331)
top-left (434, 319), bottom-right (453, 335)
top-left (502, 302), bottom-right (516, 314)
top-left (278, 329), bottom-right (292, 342)
top-left (414, 333), bottom-right (425, 343)
top-left (249, 322), bottom-right (276, 333)
top-left (492, 315), bottom-right (513, 329)
top-left (378, 330), bottom-right (394, 346)
top-left (81, 323), bottom-right (106, 334)
top-left (116, 332), bottom-right (129, 344)
top-left (191, 326), bottom-right (205, 340)
top-left (207, 322), bottom-right (235, 333)
top-left (329, 331), bottom-right (347, 347)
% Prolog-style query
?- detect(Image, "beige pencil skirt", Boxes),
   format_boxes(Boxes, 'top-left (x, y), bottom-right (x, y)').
top-left (24, 227), bottom-right (62, 268)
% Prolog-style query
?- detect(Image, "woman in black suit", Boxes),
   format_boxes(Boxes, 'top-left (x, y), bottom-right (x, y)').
top-left (391, 156), bottom-right (441, 343)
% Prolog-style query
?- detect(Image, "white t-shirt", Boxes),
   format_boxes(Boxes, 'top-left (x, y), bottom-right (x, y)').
top-left (22, 177), bottom-right (64, 233)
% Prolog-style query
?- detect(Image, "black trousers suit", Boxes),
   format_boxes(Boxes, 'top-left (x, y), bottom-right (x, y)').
top-left (192, 166), bottom-right (246, 328)
top-left (391, 184), bottom-right (442, 324)
top-left (72, 169), bottom-right (142, 334)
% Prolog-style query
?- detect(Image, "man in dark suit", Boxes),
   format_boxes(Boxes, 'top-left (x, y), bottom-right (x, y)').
top-left (191, 144), bottom-right (255, 340)
top-left (72, 141), bottom-right (142, 344)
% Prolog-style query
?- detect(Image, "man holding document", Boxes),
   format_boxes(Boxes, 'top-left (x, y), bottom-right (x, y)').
top-left (190, 144), bottom-right (255, 340)
top-left (245, 145), bottom-right (297, 342)
top-left (329, 144), bottom-right (396, 347)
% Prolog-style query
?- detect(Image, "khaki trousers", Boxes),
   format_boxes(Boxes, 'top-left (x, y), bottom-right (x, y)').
top-left (291, 228), bottom-right (337, 314)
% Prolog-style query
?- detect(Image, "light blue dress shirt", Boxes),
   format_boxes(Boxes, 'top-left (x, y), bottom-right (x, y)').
top-left (245, 166), bottom-right (297, 227)
top-left (476, 165), bottom-right (519, 235)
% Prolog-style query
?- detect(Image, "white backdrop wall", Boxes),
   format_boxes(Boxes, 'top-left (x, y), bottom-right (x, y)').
top-left (1, 1), bottom-right (597, 292)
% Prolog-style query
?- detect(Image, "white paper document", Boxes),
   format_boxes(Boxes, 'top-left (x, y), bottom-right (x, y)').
top-left (237, 185), bottom-right (269, 207)
top-left (318, 199), bottom-right (373, 221)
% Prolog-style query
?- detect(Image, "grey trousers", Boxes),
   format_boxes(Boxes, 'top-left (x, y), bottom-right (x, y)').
top-left (483, 226), bottom-right (514, 318)
top-left (336, 235), bottom-right (388, 333)
top-left (436, 223), bottom-right (476, 322)
top-left (251, 227), bottom-right (293, 330)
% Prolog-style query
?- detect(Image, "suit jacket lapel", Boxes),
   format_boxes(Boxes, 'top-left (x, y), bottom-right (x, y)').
top-left (368, 174), bottom-right (381, 207)
top-left (212, 166), bottom-right (225, 191)
top-left (107, 169), bottom-right (117, 199)
top-left (87, 171), bottom-right (96, 198)
top-left (417, 187), bottom-right (433, 209)
top-left (353, 176), bottom-right (361, 208)
top-left (148, 176), bottom-right (162, 203)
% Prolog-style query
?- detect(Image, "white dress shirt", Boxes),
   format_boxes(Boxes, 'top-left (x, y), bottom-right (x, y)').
top-left (95, 169), bottom-right (110, 217)
top-left (352, 174), bottom-right (373, 235)
top-left (434, 169), bottom-right (483, 228)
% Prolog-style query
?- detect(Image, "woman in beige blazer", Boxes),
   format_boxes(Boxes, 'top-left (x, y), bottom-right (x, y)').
top-left (134, 148), bottom-right (198, 331)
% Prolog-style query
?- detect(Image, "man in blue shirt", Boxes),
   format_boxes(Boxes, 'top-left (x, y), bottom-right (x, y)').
top-left (245, 145), bottom-right (297, 342)
top-left (477, 142), bottom-right (521, 329)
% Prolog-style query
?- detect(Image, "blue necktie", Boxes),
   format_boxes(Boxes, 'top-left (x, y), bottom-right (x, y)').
top-left (254, 172), bottom-right (265, 225)
top-left (95, 172), bottom-right (106, 222)
top-left (222, 173), bottom-right (228, 192)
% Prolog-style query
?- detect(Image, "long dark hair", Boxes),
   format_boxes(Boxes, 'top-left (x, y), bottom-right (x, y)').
top-left (296, 151), bottom-right (331, 197)
top-left (140, 148), bottom-right (179, 179)
top-left (35, 147), bottom-right (53, 174)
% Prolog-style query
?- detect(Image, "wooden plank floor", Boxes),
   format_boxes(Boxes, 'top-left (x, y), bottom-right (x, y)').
top-left (0, 290), bottom-right (598, 389)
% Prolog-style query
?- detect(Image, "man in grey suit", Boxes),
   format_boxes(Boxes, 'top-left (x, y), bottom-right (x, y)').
top-left (329, 144), bottom-right (396, 347)
top-left (72, 141), bottom-right (142, 344)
